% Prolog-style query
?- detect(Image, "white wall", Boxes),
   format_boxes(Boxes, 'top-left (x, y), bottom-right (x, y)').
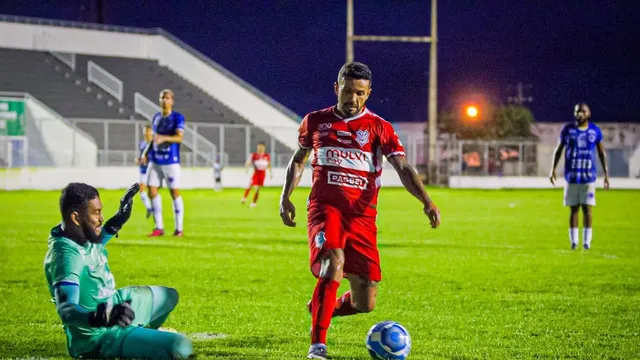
top-left (0, 21), bottom-right (299, 150)
top-left (25, 97), bottom-right (97, 167)
top-left (0, 22), bottom-right (148, 58)
top-left (3, 166), bottom-right (639, 190)
top-left (0, 166), bottom-right (408, 190)
top-left (449, 176), bottom-right (640, 189)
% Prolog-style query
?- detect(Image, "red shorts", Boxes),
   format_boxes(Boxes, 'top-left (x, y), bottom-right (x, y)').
top-left (307, 205), bottom-right (381, 282)
top-left (251, 171), bottom-right (266, 186)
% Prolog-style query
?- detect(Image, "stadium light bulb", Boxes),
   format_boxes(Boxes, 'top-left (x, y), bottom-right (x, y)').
top-left (466, 106), bottom-right (479, 118)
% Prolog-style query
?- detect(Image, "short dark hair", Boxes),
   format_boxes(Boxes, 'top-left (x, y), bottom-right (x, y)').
top-left (60, 183), bottom-right (99, 219)
top-left (144, 124), bottom-right (152, 130)
top-left (337, 62), bottom-right (372, 83)
top-left (258, 142), bottom-right (266, 146)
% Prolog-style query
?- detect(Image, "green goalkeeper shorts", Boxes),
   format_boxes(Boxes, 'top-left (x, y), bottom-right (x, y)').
top-left (79, 286), bottom-right (155, 358)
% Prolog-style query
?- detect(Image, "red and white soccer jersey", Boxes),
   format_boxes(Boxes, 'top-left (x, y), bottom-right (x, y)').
top-left (298, 106), bottom-right (406, 282)
top-left (250, 152), bottom-right (270, 186)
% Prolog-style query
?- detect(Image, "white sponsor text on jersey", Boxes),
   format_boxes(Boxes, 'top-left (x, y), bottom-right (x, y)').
top-left (316, 146), bottom-right (375, 173)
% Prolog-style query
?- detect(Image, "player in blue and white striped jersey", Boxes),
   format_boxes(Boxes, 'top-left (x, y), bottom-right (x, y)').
top-left (141, 89), bottom-right (186, 237)
top-left (550, 103), bottom-right (610, 250)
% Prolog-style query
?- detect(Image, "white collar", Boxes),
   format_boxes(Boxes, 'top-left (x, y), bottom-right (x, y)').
top-left (333, 106), bottom-right (368, 123)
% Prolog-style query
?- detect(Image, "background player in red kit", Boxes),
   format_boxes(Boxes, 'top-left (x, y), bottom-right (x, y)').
top-left (242, 142), bottom-right (272, 208)
top-left (279, 62), bottom-right (441, 359)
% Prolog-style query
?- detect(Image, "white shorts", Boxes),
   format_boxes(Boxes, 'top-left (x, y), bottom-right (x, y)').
top-left (138, 171), bottom-right (147, 185)
top-left (147, 163), bottom-right (181, 189)
top-left (564, 182), bottom-right (596, 207)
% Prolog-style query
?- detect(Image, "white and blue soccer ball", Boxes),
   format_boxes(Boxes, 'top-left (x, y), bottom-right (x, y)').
top-left (365, 321), bottom-right (412, 359)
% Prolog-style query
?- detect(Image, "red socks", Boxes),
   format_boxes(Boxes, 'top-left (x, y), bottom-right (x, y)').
top-left (332, 291), bottom-right (360, 317)
top-left (243, 188), bottom-right (251, 198)
top-left (310, 278), bottom-right (340, 344)
top-left (252, 191), bottom-right (260, 203)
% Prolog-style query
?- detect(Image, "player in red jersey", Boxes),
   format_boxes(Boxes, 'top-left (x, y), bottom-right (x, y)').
top-left (279, 62), bottom-right (441, 359)
top-left (242, 142), bottom-right (272, 208)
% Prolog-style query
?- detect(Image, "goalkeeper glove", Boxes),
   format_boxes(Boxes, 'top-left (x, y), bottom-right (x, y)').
top-left (88, 301), bottom-right (135, 328)
top-left (103, 183), bottom-right (139, 236)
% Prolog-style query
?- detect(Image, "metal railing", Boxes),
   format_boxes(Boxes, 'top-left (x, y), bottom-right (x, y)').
top-left (0, 136), bottom-right (28, 167)
top-left (97, 149), bottom-right (202, 167)
top-left (50, 51), bottom-right (75, 70)
top-left (64, 118), bottom-right (302, 167)
top-left (0, 92), bottom-right (98, 168)
top-left (32, 30), bottom-right (77, 70)
top-left (134, 92), bottom-right (159, 120)
top-left (427, 137), bottom-right (638, 180)
top-left (454, 139), bottom-right (539, 177)
top-left (87, 61), bottom-right (123, 102)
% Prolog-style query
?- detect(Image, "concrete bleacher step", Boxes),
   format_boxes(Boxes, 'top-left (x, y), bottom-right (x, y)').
top-left (0, 48), bottom-right (140, 121)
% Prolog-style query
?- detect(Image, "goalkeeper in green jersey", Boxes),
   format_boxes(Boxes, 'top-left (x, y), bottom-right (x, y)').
top-left (44, 183), bottom-right (193, 359)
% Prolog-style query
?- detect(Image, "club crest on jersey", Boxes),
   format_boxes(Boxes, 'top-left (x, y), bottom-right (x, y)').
top-left (318, 123), bottom-right (332, 130)
top-left (355, 129), bottom-right (370, 147)
top-left (315, 231), bottom-right (327, 249)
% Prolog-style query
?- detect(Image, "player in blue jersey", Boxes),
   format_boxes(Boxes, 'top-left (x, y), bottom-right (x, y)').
top-left (44, 182), bottom-right (192, 359)
top-left (136, 124), bottom-right (154, 218)
top-left (550, 103), bottom-right (610, 250)
top-left (143, 89), bottom-right (186, 237)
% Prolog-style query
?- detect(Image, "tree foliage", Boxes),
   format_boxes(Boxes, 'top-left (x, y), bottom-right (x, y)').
top-left (438, 104), bottom-right (535, 139)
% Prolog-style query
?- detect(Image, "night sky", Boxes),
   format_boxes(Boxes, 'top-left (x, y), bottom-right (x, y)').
top-left (1, 0), bottom-right (638, 123)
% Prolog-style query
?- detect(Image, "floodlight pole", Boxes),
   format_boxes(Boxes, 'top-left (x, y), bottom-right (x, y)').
top-left (346, 0), bottom-right (438, 183)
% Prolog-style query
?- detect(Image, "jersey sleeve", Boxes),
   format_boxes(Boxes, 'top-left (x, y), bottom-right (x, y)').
top-left (558, 124), bottom-right (568, 144)
top-left (380, 121), bottom-right (406, 158)
top-left (151, 114), bottom-right (159, 133)
top-left (595, 125), bottom-right (603, 143)
top-left (50, 243), bottom-right (84, 287)
top-left (175, 113), bottom-right (185, 131)
top-left (100, 229), bottom-right (115, 245)
top-left (298, 115), bottom-right (312, 149)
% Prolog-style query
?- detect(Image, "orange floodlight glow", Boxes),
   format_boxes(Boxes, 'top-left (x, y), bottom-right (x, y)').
top-left (466, 106), bottom-right (479, 118)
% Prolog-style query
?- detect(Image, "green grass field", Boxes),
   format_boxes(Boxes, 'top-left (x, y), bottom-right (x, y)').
top-left (1, 187), bottom-right (639, 359)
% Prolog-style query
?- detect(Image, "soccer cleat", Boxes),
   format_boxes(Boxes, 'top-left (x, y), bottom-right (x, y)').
top-left (583, 243), bottom-right (590, 250)
top-left (250, 203), bottom-right (257, 209)
top-left (307, 344), bottom-right (327, 359)
top-left (146, 208), bottom-right (153, 219)
top-left (571, 243), bottom-right (577, 250)
top-left (173, 230), bottom-right (184, 237)
top-left (241, 197), bottom-right (247, 204)
top-left (148, 228), bottom-right (165, 237)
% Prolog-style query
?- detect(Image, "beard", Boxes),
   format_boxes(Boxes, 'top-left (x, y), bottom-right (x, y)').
top-left (340, 104), bottom-right (361, 117)
top-left (80, 219), bottom-right (102, 243)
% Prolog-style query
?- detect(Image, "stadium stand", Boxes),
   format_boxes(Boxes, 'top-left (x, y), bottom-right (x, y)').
top-left (1, 47), bottom-right (291, 165)
top-left (1, 14), bottom-right (303, 169)
top-left (73, 54), bottom-right (291, 165)
top-left (0, 48), bottom-right (133, 120)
